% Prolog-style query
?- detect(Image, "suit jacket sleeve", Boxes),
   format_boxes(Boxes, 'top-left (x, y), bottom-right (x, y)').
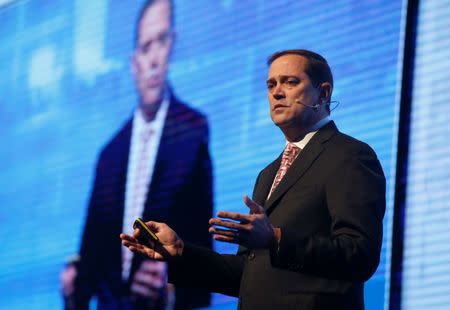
top-left (168, 243), bottom-right (245, 297)
top-left (270, 143), bottom-right (386, 282)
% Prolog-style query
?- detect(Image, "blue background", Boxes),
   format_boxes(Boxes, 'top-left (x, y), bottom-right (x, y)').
top-left (402, 0), bottom-right (450, 309)
top-left (0, 0), bottom-right (405, 308)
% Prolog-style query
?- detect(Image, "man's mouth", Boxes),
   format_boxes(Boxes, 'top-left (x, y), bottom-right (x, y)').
top-left (146, 76), bottom-right (161, 88)
top-left (273, 104), bottom-right (289, 111)
top-left (144, 68), bottom-right (162, 88)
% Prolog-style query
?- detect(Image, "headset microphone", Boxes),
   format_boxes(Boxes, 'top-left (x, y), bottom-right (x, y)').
top-left (294, 99), bottom-right (321, 111)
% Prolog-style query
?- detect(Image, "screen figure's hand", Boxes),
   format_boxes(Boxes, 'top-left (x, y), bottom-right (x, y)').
top-left (60, 262), bottom-right (77, 298)
top-left (130, 260), bottom-right (170, 308)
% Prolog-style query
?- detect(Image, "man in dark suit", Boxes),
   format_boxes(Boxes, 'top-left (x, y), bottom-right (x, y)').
top-left (61, 0), bottom-right (212, 309)
top-left (121, 49), bottom-right (386, 309)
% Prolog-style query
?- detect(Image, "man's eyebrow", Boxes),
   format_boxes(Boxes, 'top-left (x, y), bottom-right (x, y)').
top-left (280, 75), bottom-right (300, 79)
top-left (139, 39), bottom-right (152, 49)
top-left (267, 75), bottom-right (299, 82)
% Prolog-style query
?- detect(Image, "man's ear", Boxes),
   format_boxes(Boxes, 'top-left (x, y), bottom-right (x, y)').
top-left (319, 82), bottom-right (332, 104)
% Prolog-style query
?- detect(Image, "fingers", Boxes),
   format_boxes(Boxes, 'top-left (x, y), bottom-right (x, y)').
top-left (209, 217), bottom-right (250, 231)
top-left (209, 197), bottom-right (268, 248)
top-left (131, 261), bottom-right (167, 299)
top-left (215, 211), bottom-right (251, 223)
top-left (128, 221), bottom-right (160, 240)
top-left (120, 233), bottom-right (138, 243)
top-left (213, 234), bottom-right (241, 244)
top-left (120, 233), bottom-right (142, 250)
top-left (134, 272), bottom-right (164, 289)
top-left (144, 221), bottom-right (161, 232)
top-left (243, 195), bottom-right (264, 214)
top-left (121, 235), bottom-right (165, 260)
top-left (209, 226), bottom-right (239, 237)
top-left (133, 266), bottom-right (166, 289)
top-left (140, 260), bottom-right (167, 274)
top-left (209, 226), bottom-right (248, 246)
top-left (208, 196), bottom-right (264, 233)
top-left (130, 282), bottom-right (160, 299)
top-left (132, 244), bottom-right (157, 258)
top-left (121, 234), bottom-right (146, 252)
top-left (209, 208), bottom-right (258, 246)
top-left (60, 265), bottom-right (77, 297)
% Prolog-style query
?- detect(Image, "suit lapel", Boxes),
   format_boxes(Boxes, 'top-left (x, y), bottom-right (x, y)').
top-left (253, 156), bottom-right (281, 207)
top-left (115, 119), bottom-right (133, 214)
top-left (142, 98), bottom-right (179, 219)
top-left (106, 118), bottom-right (132, 281)
top-left (264, 121), bottom-right (338, 213)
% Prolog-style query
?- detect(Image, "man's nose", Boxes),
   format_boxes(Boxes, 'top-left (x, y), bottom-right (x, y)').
top-left (147, 53), bottom-right (159, 68)
top-left (145, 46), bottom-right (161, 67)
top-left (272, 84), bottom-right (285, 100)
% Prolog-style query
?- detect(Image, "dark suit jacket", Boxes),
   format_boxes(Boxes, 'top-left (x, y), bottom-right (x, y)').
top-left (169, 121), bottom-right (386, 310)
top-left (74, 95), bottom-right (213, 309)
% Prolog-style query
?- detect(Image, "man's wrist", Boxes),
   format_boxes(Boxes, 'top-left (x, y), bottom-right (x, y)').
top-left (272, 227), bottom-right (281, 250)
top-left (175, 239), bottom-right (184, 257)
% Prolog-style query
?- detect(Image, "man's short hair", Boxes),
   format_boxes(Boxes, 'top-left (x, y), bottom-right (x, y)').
top-left (267, 49), bottom-right (333, 112)
top-left (134, 0), bottom-right (174, 48)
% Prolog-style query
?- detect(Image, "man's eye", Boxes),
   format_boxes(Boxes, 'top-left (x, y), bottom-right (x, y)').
top-left (286, 79), bottom-right (298, 86)
top-left (267, 83), bottom-right (275, 89)
top-left (139, 43), bottom-right (150, 54)
top-left (157, 33), bottom-right (169, 44)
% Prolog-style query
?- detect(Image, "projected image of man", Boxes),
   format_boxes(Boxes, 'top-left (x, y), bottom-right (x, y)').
top-left (60, 0), bottom-right (213, 309)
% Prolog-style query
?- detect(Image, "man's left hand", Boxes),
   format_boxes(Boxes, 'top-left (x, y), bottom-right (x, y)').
top-left (209, 195), bottom-right (279, 249)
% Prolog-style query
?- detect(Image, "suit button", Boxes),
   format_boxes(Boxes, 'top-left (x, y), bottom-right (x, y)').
top-left (248, 252), bottom-right (255, 260)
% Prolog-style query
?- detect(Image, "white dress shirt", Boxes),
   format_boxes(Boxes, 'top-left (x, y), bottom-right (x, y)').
top-left (121, 98), bottom-right (169, 280)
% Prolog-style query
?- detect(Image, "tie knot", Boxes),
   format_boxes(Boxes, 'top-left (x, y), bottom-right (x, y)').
top-left (140, 128), bottom-right (153, 142)
top-left (283, 143), bottom-right (301, 160)
top-left (267, 143), bottom-right (302, 199)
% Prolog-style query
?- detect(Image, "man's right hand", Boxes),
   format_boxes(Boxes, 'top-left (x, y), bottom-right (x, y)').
top-left (120, 221), bottom-right (184, 260)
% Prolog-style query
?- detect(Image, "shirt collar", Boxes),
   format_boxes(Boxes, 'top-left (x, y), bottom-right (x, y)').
top-left (134, 91), bottom-right (170, 135)
top-left (287, 116), bottom-right (331, 150)
top-left (134, 87), bottom-right (170, 126)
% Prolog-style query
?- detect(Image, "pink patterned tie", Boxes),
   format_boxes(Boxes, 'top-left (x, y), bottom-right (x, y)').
top-left (268, 143), bottom-right (301, 199)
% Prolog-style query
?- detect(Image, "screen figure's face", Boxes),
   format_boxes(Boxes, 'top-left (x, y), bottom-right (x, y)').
top-left (267, 55), bottom-right (321, 130)
top-left (132, 0), bottom-right (173, 110)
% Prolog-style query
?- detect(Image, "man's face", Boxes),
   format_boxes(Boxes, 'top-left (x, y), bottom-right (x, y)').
top-left (132, 0), bottom-right (173, 108)
top-left (267, 55), bottom-right (321, 129)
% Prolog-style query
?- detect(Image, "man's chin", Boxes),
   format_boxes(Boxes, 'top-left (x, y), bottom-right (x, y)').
top-left (141, 90), bottom-right (164, 106)
top-left (271, 115), bottom-right (292, 128)
top-left (139, 100), bottom-right (161, 115)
